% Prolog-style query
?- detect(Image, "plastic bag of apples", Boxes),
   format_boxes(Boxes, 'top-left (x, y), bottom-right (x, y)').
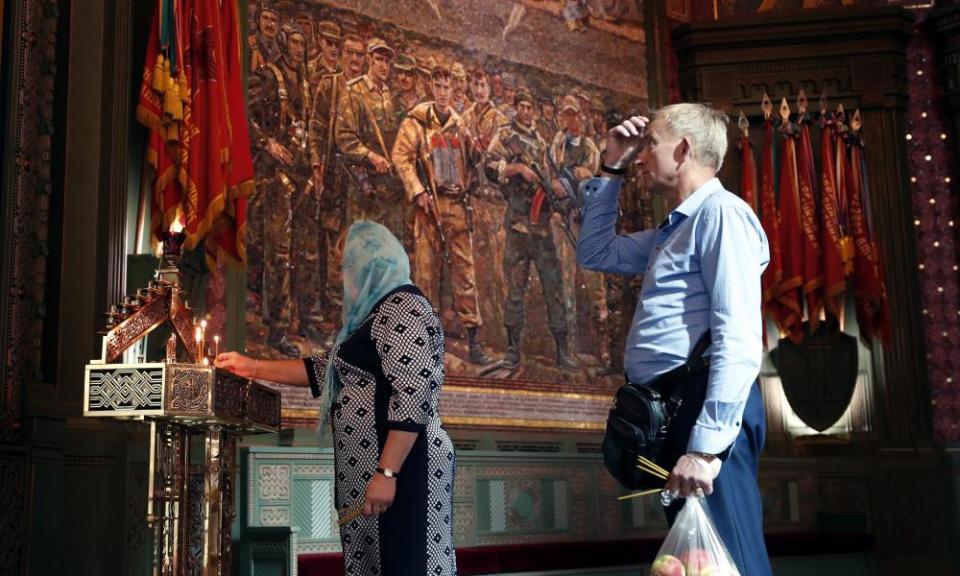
top-left (649, 495), bottom-right (740, 576)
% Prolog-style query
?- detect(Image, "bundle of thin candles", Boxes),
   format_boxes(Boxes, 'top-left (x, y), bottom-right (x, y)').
top-left (616, 456), bottom-right (670, 501)
top-left (338, 503), bottom-right (365, 526)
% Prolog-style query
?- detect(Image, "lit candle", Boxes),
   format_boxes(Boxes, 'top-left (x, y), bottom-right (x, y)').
top-left (194, 326), bottom-right (202, 363)
top-left (214, 335), bottom-right (220, 358)
top-left (201, 356), bottom-right (210, 366)
top-left (199, 319), bottom-right (207, 363)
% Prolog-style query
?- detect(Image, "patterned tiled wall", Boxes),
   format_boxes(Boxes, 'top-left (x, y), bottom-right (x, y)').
top-left (241, 446), bottom-right (831, 556)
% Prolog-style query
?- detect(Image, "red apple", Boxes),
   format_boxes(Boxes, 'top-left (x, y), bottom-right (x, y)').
top-left (679, 549), bottom-right (713, 576)
top-left (651, 554), bottom-right (686, 576)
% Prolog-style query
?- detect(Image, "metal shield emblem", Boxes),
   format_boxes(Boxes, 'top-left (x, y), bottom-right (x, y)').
top-left (770, 321), bottom-right (859, 432)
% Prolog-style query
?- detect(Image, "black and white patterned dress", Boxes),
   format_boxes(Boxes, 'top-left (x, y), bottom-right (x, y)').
top-left (304, 285), bottom-right (457, 575)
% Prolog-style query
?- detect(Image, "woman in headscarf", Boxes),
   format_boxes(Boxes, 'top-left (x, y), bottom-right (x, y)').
top-left (216, 221), bottom-right (457, 576)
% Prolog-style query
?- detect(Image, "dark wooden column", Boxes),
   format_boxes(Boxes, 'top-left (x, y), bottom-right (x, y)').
top-left (672, 8), bottom-right (929, 447)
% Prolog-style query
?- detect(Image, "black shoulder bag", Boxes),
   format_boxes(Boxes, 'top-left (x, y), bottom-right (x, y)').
top-left (601, 331), bottom-right (712, 489)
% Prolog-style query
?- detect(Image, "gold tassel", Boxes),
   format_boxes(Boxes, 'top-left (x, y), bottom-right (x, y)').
top-left (152, 54), bottom-right (166, 93)
top-left (840, 235), bottom-right (855, 276)
top-left (164, 76), bottom-right (182, 121)
top-left (166, 122), bottom-right (180, 145)
top-left (178, 72), bottom-right (190, 103)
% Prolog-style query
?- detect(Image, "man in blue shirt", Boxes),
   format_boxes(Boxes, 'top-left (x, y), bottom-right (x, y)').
top-left (577, 103), bottom-right (772, 575)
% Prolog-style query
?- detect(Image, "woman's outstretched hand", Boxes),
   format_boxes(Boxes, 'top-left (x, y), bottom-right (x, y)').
top-left (214, 352), bottom-right (257, 378)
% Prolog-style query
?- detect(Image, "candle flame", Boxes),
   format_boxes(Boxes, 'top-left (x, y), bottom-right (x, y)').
top-left (170, 214), bottom-right (185, 234)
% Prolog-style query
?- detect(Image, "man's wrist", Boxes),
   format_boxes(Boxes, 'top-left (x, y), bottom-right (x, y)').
top-left (689, 451), bottom-right (717, 462)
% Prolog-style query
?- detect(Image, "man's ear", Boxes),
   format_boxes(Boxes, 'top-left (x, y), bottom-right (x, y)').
top-left (674, 137), bottom-right (690, 165)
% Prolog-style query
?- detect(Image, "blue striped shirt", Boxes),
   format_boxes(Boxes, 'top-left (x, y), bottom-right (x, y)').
top-left (577, 177), bottom-right (769, 454)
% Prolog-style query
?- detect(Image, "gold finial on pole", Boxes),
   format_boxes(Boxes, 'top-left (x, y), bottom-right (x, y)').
top-left (762, 93), bottom-right (772, 121)
top-left (851, 109), bottom-right (862, 132)
top-left (779, 97), bottom-right (791, 123)
top-left (738, 110), bottom-right (750, 137)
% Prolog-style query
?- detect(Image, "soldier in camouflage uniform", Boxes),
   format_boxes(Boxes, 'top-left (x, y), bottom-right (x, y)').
top-left (393, 54), bottom-right (425, 124)
top-left (497, 73), bottom-right (518, 122)
top-left (549, 96), bottom-right (609, 373)
top-left (247, 24), bottom-right (311, 356)
top-left (485, 90), bottom-right (579, 369)
top-left (341, 34), bottom-right (366, 83)
top-left (302, 20), bottom-right (346, 333)
top-left (392, 53), bottom-right (426, 258)
top-left (335, 38), bottom-right (407, 246)
top-left (392, 66), bottom-right (493, 365)
top-left (248, 4), bottom-right (280, 72)
top-left (536, 95), bottom-right (559, 145)
top-left (462, 68), bottom-right (508, 186)
top-left (572, 89), bottom-right (597, 142)
top-left (450, 62), bottom-right (470, 114)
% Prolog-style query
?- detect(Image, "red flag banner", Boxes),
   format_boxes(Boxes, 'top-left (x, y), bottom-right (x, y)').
top-left (775, 100), bottom-right (804, 343)
top-left (818, 107), bottom-right (848, 319)
top-left (737, 112), bottom-right (757, 212)
top-left (739, 135), bottom-right (758, 210)
top-left (738, 125), bottom-right (765, 342)
top-left (834, 108), bottom-right (855, 278)
top-left (846, 112), bottom-right (892, 345)
top-left (795, 103), bottom-right (824, 332)
top-left (759, 110), bottom-right (791, 337)
top-left (136, 0), bottom-right (253, 266)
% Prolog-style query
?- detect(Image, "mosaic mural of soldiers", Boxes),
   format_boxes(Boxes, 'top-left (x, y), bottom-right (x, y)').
top-left (304, 20), bottom-right (347, 328)
top-left (248, 4), bottom-right (280, 72)
top-left (335, 38), bottom-right (407, 245)
top-left (450, 62), bottom-right (470, 114)
top-left (392, 66), bottom-right (493, 365)
top-left (485, 90), bottom-right (579, 369)
top-left (536, 95), bottom-right (559, 145)
top-left (247, 24), bottom-right (312, 356)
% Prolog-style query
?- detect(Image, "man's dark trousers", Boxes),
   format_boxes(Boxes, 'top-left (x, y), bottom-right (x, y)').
top-left (656, 372), bottom-right (772, 576)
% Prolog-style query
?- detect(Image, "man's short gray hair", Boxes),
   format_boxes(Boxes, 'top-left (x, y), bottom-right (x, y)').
top-left (652, 103), bottom-right (730, 171)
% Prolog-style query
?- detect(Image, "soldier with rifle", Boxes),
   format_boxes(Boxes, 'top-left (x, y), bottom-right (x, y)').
top-left (247, 23), bottom-right (311, 356)
top-left (304, 20), bottom-right (347, 331)
top-left (335, 38), bottom-right (406, 244)
top-left (485, 90), bottom-right (579, 370)
top-left (392, 66), bottom-right (493, 365)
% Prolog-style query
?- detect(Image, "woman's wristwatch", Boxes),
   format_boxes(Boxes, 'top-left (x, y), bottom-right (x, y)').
top-left (376, 467), bottom-right (399, 479)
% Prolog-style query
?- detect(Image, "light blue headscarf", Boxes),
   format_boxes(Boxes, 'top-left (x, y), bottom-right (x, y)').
top-left (319, 221), bottom-right (412, 427)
